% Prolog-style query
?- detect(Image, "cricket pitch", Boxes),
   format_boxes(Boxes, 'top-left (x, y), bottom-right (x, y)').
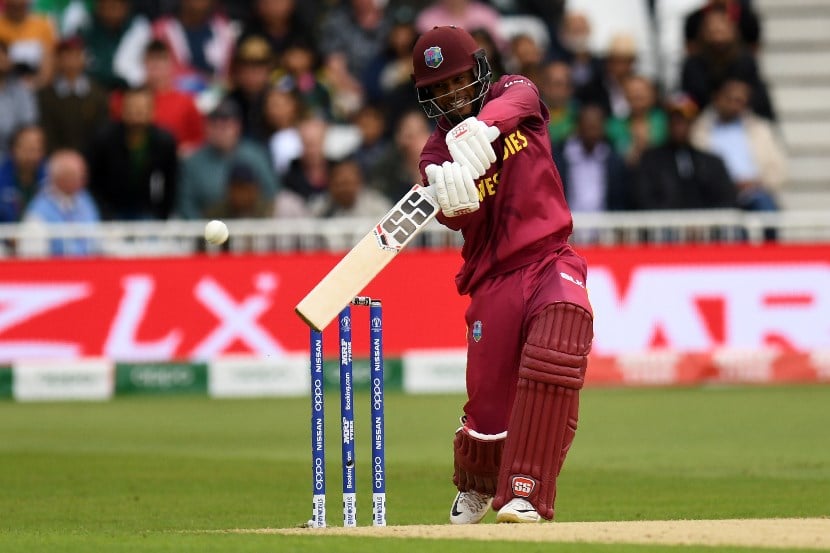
top-left (233, 518), bottom-right (830, 549)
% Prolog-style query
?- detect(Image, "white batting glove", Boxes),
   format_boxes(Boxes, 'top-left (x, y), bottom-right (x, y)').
top-left (445, 117), bottom-right (501, 178)
top-left (425, 161), bottom-right (480, 217)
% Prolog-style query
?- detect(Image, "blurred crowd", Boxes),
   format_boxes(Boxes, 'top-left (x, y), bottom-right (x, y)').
top-left (0, 0), bottom-right (786, 255)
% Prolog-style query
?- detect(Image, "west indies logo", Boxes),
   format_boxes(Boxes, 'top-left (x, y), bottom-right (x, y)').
top-left (424, 46), bottom-right (443, 68)
top-left (472, 320), bottom-right (483, 342)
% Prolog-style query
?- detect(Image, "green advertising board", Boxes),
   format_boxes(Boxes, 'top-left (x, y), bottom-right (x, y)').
top-left (0, 366), bottom-right (11, 399)
top-left (115, 362), bottom-right (208, 396)
top-left (322, 357), bottom-right (403, 393)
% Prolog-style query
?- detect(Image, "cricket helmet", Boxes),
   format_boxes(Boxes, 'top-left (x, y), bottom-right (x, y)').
top-left (412, 26), bottom-right (492, 122)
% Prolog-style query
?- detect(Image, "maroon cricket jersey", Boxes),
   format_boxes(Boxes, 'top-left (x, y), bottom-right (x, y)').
top-left (419, 74), bottom-right (573, 295)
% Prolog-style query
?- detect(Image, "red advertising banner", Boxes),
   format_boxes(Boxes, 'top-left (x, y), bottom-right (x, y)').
top-left (0, 244), bottom-right (828, 364)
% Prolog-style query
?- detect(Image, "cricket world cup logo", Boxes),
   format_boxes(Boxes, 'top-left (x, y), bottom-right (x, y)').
top-left (424, 46), bottom-right (443, 68)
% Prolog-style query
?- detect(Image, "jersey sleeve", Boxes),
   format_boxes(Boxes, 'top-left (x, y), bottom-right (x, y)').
top-left (477, 75), bottom-right (548, 134)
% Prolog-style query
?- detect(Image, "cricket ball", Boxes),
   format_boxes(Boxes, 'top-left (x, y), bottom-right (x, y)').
top-left (204, 219), bottom-right (229, 245)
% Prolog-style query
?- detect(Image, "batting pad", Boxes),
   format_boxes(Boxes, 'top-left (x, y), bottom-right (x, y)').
top-left (493, 302), bottom-right (593, 520)
top-left (453, 426), bottom-right (507, 495)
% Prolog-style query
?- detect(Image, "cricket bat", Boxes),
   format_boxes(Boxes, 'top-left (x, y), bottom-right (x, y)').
top-left (295, 184), bottom-right (439, 331)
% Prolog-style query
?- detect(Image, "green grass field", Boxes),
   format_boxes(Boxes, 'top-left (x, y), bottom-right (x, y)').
top-left (1, 385), bottom-right (829, 552)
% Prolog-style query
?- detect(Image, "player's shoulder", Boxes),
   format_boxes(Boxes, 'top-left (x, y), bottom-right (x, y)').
top-left (489, 74), bottom-right (539, 97)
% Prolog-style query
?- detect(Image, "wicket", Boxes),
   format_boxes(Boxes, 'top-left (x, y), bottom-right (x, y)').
top-left (308, 296), bottom-right (386, 528)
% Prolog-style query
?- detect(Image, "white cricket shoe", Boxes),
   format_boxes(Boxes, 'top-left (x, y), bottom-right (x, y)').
top-left (495, 498), bottom-right (541, 523)
top-left (449, 490), bottom-right (493, 524)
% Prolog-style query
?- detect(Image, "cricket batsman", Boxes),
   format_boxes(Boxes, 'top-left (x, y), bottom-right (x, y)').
top-left (413, 26), bottom-right (594, 524)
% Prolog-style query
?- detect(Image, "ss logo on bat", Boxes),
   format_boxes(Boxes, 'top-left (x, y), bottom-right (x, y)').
top-left (379, 190), bottom-right (436, 247)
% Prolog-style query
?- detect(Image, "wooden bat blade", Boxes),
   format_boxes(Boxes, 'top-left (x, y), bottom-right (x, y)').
top-left (295, 185), bottom-right (438, 330)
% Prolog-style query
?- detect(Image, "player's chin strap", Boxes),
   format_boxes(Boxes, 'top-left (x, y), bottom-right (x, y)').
top-left (453, 423), bottom-right (507, 496)
top-left (492, 302), bottom-right (593, 520)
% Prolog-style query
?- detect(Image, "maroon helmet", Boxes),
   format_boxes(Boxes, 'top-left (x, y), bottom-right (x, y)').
top-left (412, 26), bottom-right (492, 123)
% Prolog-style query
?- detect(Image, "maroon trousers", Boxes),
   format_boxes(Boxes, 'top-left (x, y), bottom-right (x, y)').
top-left (462, 246), bottom-right (592, 435)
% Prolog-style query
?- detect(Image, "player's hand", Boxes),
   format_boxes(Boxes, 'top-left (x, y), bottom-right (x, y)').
top-left (425, 161), bottom-right (480, 217)
top-left (445, 117), bottom-right (500, 178)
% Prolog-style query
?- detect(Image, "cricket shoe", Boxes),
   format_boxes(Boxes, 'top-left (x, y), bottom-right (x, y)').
top-left (449, 490), bottom-right (493, 524)
top-left (495, 498), bottom-right (541, 523)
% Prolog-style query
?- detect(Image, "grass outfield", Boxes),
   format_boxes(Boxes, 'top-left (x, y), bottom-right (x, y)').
top-left (1, 385), bottom-right (829, 552)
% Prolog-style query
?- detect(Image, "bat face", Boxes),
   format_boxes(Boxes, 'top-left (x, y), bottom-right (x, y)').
top-left (295, 185), bottom-right (438, 331)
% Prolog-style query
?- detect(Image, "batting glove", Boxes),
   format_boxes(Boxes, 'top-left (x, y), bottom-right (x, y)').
top-left (445, 117), bottom-right (501, 178)
top-left (425, 161), bottom-right (480, 217)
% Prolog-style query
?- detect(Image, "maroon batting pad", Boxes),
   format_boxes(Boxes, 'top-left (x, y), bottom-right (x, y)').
top-left (453, 427), bottom-right (506, 495)
top-left (493, 302), bottom-right (593, 520)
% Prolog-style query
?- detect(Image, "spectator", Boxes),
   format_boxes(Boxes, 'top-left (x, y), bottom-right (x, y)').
top-left (690, 77), bottom-right (786, 213)
top-left (498, 0), bottom-right (565, 60)
top-left (79, 0), bottom-right (152, 90)
top-left (152, 0), bottom-right (237, 95)
top-left (236, 0), bottom-right (314, 61)
top-left (553, 104), bottom-right (628, 213)
top-left (272, 38), bottom-right (331, 120)
top-left (319, 0), bottom-right (393, 83)
top-left (685, 0), bottom-right (761, 55)
top-left (215, 1), bottom-right (255, 25)
top-left (415, 0), bottom-right (505, 52)
top-left (680, 10), bottom-right (774, 120)
top-left (37, 35), bottom-right (108, 154)
top-left (606, 75), bottom-right (668, 167)
top-left (88, 86), bottom-right (178, 220)
top-left (264, 86), bottom-right (305, 177)
top-left (20, 149), bottom-right (99, 256)
top-left (351, 104), bottom-right (392, 182)
top-left (0, 0), bottom-right (57, 87)
top-left (0, 40), bottom-right (38, 157)
top-left (556, 11), bottom-right (602, 91)
top-left (135, 39), bottom-right (205, 155)
top-left (579, 33), bottom-right (639, 119)
top-left (130, 0), bottom-right (179, 20)
top-left (539, 60), bottom-right (578, 148)
top-left (318, 0), bottom-right (393, 121)
top-left (322, 54), bottom-right (365, 123)
top-left (470, 28), bottom-right (505, 81)
top-left (369, 109), bottom-right (432, 202)
top-left (225, 35), bottom-right (274, 142)
top-left (309, 156), bottom-right (391, 218)
top-left (272, 181), bottom-right (309, 219)
top-left (282, 116), bottom-right (329, 202)
top-left (632, 93), bottom-right (737, 210)
top-left (506, 33), bottom-right (544, 87)
top-left (205, 161), bottom-right (273, 219)
top-left (32, 0), bottom-right (92, 37)
top-left (0, 125), bottom-right (46, 222)
top-left (363, 15), bottom-right (417, 105)
top-left (177, 98), bottom-right (278, 219)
